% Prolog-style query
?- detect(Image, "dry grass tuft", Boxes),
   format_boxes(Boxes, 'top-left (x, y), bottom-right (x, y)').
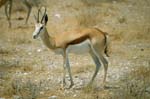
top-left (0, 48), bottom-right (12, 55)
top-left (2, 78), bottom-right (42, 99)
top-left (0, 0), bottom-right (150, 99)
top-left (2, 80), bottom-right (16, 97)
top-left (20, 65), bottom-right (33, 72)
top-left (117, 66), bottom-right (150, 99)
top-left (72, 65), bottom-right (94, 74)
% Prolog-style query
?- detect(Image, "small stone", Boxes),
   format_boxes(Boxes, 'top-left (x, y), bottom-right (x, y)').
top-left (54, 13), bottom-right (61, 18)
top-left (133, 56), bottom-right (137, 59)
top-left (146, 87), bottom-right (150, 93)
top-left (73, 94), bottom-right (77, 97)
top-left (28, 52), bottom-right (32, 55)
top-left (24, 72), bottom-right (28, 75)
top-left (13, 95), bottom-right (21, 99)
top-left (37, 49), bottom-right (42, 52)
top-left (40, 91), bottom-right (44, 95)
top-left (48, 95), bottom-right (57, 99)
top-left (0, 98), bottom-right (5, 99)
top-left (113, 0), bottom-right (117, 4)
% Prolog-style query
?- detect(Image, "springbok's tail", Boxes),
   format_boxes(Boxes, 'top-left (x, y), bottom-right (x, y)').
top-left (104, 32), bottom-right (110, 57)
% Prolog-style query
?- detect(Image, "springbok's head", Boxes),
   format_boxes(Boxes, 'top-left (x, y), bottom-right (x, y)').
top-left (33, 8), bottom-right (48, 39)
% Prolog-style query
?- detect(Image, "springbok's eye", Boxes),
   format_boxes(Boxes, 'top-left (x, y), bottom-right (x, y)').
top-left (40, 27), bottom-right (43, 30)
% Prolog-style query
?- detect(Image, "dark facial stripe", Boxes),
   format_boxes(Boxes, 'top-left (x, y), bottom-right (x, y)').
top-left (36, 27), bottom-right (43, 37)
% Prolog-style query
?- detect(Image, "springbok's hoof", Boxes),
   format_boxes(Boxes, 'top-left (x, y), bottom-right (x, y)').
top-left (68, 83), bottom-right (74, 89)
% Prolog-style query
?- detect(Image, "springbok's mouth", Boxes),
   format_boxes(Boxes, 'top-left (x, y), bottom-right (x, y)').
top-left (33, 35), bottom-right (38, 39)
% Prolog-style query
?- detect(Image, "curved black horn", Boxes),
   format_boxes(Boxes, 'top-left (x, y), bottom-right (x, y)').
top-left (41, 7), bottom-right (47, 23)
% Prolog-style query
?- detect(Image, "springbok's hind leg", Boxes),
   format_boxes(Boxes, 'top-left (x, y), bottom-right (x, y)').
top-left (5, 0), bottom-right (12, 28)
top-left (99, 55), bottom-right (108, 85)
top-left (92, 43), bottom-right (108, 87)
top-left (88, 51), bottom-right (101, 86)
top-left (23, 0), bottom-right (32, 24)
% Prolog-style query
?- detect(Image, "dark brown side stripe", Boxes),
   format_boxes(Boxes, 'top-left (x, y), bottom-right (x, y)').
top-left (66, 35), bottom-right (90, 47)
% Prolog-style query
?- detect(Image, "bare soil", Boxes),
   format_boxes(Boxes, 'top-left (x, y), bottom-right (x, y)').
top-left (0, 0), bottom-right (150, 99)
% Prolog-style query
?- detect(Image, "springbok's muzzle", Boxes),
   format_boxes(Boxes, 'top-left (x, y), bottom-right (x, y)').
top-left (33, 31), bottom-right (40, 39)
top-left (33, 35), bottom-right (37, 39)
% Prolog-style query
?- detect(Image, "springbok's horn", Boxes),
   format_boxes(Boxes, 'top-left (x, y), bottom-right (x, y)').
top-left (41, 7), bottom-right (47, 23)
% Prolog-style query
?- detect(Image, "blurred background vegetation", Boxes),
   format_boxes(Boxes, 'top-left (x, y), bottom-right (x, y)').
top-left (0, 0), bottom-right (150, 99)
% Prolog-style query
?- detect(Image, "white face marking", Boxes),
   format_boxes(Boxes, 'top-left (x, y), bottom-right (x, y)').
top-left (33, 23), bottom-right (44, 39)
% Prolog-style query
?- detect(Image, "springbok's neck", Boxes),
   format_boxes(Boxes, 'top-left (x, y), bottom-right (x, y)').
top-left (40, 28), bottom-right (56, 50)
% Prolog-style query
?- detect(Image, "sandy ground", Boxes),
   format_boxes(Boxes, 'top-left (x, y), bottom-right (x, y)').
top-left (0, 0), bottom-right (150, 99)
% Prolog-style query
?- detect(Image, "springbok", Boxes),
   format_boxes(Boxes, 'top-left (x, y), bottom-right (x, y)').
top-left (22, 0), bottom-right (43, 24)
top-left (0, 0), bottom-right (43, 27)
top-left (0, 0), bottom-right (12, 27)
top-left (32, 8), bottom-right (109, 88)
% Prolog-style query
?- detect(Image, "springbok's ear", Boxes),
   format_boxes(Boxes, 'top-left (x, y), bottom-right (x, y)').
top-left (45, 14), bottom-right (48, 25)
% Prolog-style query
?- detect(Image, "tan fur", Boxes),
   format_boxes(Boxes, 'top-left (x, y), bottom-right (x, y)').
top-left (33, 10), bottom-right (109, 88)
top-left (0, 0), bottom-right (8, 7)
top-left (53, 28), bottom-right (106, 52)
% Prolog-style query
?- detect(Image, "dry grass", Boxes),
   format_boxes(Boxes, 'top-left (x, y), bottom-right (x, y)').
top-left (72, 65), bottom-right (94, 74)
top-left (1, 78), bottom-right (42, 99)
top-left (118, 66), bottom-right (150, 99)
top-left (0, 0), bottom-right (150, 99)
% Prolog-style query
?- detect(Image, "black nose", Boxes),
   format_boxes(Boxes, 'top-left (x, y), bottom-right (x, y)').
top-left (33, 35), bottom-right (36, 39)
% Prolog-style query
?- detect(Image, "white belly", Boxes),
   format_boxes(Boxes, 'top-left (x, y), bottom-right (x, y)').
top-left (54, 39), bottom-right (91, 55)
top-left (67, 39), bottom-right (91, 54)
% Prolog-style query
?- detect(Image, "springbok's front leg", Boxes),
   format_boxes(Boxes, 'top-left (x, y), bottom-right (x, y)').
top-left (62, 55), bottom-right (67, 87)
top-left (63, 50), bottom-right (74, 88)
